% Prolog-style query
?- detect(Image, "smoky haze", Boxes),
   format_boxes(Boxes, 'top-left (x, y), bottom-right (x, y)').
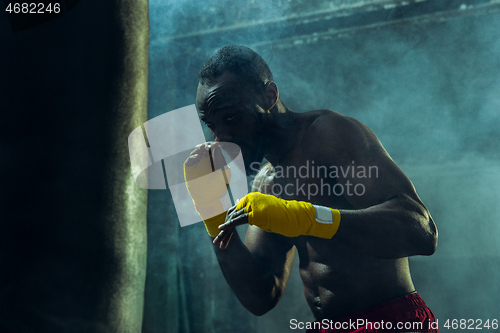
top-left (144, 1), bottom-right (500, 332)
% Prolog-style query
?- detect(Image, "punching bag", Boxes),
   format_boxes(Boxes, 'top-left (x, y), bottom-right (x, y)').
top-left (0, 1), bottom-right (149, 332)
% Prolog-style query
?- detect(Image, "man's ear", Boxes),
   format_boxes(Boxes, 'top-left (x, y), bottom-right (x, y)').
top-left (264, 81), bottom-right (279, 111)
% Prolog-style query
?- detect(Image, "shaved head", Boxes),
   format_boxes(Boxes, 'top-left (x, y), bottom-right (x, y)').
top-left (198, 45), bottom-right (273, 93)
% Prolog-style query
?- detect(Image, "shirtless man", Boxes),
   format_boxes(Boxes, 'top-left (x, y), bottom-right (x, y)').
top-left (185, 45), bottom-right (439, 332)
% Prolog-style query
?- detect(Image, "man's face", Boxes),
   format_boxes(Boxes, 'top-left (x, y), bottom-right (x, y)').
top-left (196, 72), bottom-right (266, 175)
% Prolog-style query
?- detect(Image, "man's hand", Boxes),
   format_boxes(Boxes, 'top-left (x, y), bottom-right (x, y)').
top-left (214, 163), bottom-right (275, 249)
top-left (214, 192), bottom-right (341, 248)
top-left (184, 142), bottom-right (227, 170)
top-left (184, 142), bottom-right (232, 236)
top-left (213, 201), bottom-right (249, 249)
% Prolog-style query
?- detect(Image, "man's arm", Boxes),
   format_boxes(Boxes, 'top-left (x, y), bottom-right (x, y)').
top-left (185, 144), bottom-right (295, 316)
top-left (217, 112), bottom-right (437, 259)
top-left (213, 163), bottom-right (295, 316)
top-left (212, 227), bottom-right (295, 316)
top-left (311, 112), bottom-right (438, 258)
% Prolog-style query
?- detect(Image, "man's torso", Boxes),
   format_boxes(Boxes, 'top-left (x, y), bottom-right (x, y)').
top-left (251, 110), bottom-right (415, 320)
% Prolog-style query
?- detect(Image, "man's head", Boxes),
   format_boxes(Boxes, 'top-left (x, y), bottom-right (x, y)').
top-left (196, 45), bottom-right (279, 175)
top-left (198, 44), bottom-right (273, 89)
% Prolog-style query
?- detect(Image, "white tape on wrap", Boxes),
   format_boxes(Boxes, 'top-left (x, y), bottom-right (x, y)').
top-left (313, 205), bottom-right (333, 224)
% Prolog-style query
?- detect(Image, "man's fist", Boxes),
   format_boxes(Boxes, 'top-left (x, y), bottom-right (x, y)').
top-left (184, 143), bottom-right (231, 219)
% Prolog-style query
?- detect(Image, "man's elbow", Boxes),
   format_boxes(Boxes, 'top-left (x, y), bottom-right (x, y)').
top-left (241, 285), bottom-right (283, 316)
top-left (244, 299), bottom-right (277, 316)
top-left (248, 305), bottom-right (272, 317)
top-left (419, 214), bottom-right (438, 256)
top-left (407, 197), bottom-right (438, 256)
top-left (426, 226), bottom-right (438, 255)
top-left (419, 232), bottom-right (437, 256)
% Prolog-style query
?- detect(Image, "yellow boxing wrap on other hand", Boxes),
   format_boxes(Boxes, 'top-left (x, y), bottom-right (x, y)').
top-left (235, 192), bottom-right (341, 239)
top-left (202, 213), bottom-right (227, 237)
top-left (184, 151), bottom-right (231, 237)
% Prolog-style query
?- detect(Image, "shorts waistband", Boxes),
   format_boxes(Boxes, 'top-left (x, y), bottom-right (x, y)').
top-left (332, 292), bottom-right (428, 324)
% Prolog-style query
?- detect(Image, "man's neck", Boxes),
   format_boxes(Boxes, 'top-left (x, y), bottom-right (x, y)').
top-left (263, 104), bottom-right (301, 166)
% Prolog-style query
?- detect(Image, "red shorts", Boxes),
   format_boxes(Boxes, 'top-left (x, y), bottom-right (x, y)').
top-left (306, 293), bottom-right (439, 333)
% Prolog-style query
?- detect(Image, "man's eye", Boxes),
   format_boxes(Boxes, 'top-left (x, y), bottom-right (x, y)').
top-left (205, 122), bottom-right (214, 128)
top-left (225, 115), bottom-right (236, 121)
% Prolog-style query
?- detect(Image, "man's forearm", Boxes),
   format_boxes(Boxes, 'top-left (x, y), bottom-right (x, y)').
top-left (211, 229), bottom-right (281, 316)
top-left (335, 195), bottom-right (438, 258)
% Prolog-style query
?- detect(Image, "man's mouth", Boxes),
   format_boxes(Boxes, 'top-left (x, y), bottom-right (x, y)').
top-left (220, 142), bottom-right (245, 161)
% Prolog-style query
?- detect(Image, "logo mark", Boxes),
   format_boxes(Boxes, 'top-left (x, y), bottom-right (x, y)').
top-left (127, 105), bottom-right (248, 227)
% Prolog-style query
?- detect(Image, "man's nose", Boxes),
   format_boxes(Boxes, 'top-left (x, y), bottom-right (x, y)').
top-left (215, 128), bottom-right (233, 142)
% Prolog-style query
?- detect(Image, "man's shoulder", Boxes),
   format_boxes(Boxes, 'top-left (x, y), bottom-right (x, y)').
top-left (302, 109), bottom-right (376, 149)
top-left (299, 109), bottom-right (344, 124)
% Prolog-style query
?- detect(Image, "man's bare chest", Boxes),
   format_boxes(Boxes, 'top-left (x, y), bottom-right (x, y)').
top-left (260, 148), bottom-right (354, 209)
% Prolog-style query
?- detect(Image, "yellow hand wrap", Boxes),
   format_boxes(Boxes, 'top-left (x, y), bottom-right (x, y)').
top-left (235, 192), bottom-right (341, 239)
top-left (184, 151), bottom-right (231, 237)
